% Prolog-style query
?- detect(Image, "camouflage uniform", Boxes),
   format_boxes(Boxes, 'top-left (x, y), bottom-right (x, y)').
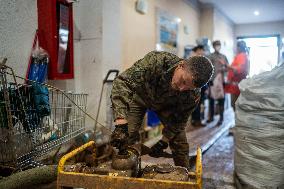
top-left (111, 51), bottom-right (200, 168)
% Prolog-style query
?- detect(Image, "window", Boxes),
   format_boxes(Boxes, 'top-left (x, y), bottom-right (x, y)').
top-left (237, 35), bottom-right (280, 77)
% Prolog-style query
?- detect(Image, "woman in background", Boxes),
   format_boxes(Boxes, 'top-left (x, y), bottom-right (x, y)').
top-left (225, 40), bottom-right (250, 110)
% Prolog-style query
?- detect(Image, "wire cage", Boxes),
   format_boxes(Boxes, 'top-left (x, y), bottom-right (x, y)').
top-left (0, 62), bottom-right (88, 170)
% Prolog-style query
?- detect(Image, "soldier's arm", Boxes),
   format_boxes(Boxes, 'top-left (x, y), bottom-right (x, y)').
top-left (111, 76), bottom-right (134, 121)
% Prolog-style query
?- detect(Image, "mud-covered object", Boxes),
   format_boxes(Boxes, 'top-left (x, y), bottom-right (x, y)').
top-left (65, 161), bottom-right (133, 177)
top-left (142, 163), bottom-right (189, 181)
top-left (112, 151), bottom-right (138, 170)
top-left (111, 147), bottom-right (141, 177)
top-left (93, 161), bottom-right (133, 177)
top-left (64, 163), bottom-right (92, 173)
top-left (65, 147), bottom-right (140, 178)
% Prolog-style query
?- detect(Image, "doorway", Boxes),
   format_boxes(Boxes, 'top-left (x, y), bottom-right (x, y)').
top-left (237, 35), bottom-right (280, 77)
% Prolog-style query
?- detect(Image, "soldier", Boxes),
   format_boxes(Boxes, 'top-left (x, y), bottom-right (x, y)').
top-left (110, 51), bottom-right (213, 169)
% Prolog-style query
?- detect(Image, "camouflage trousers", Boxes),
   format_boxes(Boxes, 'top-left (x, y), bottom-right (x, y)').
top-left (126, 95), bottom-right (190, 168)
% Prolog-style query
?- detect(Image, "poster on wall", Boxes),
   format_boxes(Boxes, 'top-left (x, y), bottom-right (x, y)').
top-left (156, 8), bottom-right (180, 55)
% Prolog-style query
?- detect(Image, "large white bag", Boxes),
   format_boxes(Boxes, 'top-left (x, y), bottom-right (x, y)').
top-left (234, 64), bottom-right (284, 189)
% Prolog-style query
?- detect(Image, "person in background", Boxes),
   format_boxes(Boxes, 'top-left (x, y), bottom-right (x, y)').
top-left (190, 45), bottom-right (205, 57)
top-left (225, 40), bottom-right (250, 110)
top-left (208, 40), bottom-right (229, 126)
top-left (190, 45), bottom-right (207, 127)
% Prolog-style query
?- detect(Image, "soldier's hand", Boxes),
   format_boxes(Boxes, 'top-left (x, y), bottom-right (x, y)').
top-left (149, 139), bottom-right (168, 157)
top-left (110, 123), bottom-right (129, 149)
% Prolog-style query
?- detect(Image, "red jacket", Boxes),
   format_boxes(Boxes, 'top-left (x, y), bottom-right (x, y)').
top-left (225, 52), bottom-right (249, 95)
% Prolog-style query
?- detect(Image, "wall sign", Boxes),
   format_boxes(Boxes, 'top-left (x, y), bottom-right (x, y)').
top-left (156, 8), bottom-right (180, 55)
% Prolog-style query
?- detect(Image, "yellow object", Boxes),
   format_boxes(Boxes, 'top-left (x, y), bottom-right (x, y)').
top-left (57, 141), bottom-right (202, 189)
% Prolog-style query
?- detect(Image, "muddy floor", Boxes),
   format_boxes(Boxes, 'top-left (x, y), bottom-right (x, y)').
top-left (202, 133), bottom-right (235, 189)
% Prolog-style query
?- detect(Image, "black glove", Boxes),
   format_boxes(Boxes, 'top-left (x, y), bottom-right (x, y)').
top-left (149, 140), bottom-right (168, 157)
top-left (110, 123), bottom-right (129, 155)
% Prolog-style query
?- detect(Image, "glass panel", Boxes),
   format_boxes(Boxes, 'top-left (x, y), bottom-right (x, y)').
top-left (57, 4), bottom-right (69, 74)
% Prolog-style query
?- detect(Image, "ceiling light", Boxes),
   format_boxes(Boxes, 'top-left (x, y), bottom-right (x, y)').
top-left (254, 10), bottom-right (259, 16)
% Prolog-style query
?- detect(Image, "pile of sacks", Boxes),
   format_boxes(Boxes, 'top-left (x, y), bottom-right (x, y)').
top-left (234, 64), bottom-right (284, 188)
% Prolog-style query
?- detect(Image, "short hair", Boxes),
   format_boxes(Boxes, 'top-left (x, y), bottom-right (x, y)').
top-left (183, 56), bottom-right (214, 88)
top-left (192, 45), bottom-right (204, 52)
top-left (212, 40), bottom-right (221, 47)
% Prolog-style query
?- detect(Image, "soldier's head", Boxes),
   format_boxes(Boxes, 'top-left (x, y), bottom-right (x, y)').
top-left (171, 56), bottom-right (214, 91)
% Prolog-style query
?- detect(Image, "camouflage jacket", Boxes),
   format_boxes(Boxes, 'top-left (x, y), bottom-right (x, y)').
top-left (111, 51), bottom-right (200, 139)
top-left (208, 52), bottom-right (228, 80)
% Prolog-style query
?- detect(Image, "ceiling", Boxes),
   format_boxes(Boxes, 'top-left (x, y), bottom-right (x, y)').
top-left (198, 0), bottom-right (284, 24)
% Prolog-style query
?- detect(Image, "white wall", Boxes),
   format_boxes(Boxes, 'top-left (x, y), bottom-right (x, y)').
top-left (213, 9), bottom-right (235, 62)
top-left (0, 0), bottom-right (37, 78)
top-left (102, 0), bottom-right (122, 128)
top-left (200, 5), bottom-right (214, 40)
top-left (235, 21), bottom-right (284, 38)
top-left (70, 0), bottom-right (122, 128)
top-left (199, 4), bottom-right (235, 62)
top-left (121, 0), bottom-right (201, 69)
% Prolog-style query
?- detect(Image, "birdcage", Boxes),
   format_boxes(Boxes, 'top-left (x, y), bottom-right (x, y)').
top-left (0, 61), bottom-right (88, 170)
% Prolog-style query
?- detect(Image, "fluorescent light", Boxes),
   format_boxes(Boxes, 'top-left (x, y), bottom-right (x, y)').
top-left (254, 10), bottom-right (259, 16)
